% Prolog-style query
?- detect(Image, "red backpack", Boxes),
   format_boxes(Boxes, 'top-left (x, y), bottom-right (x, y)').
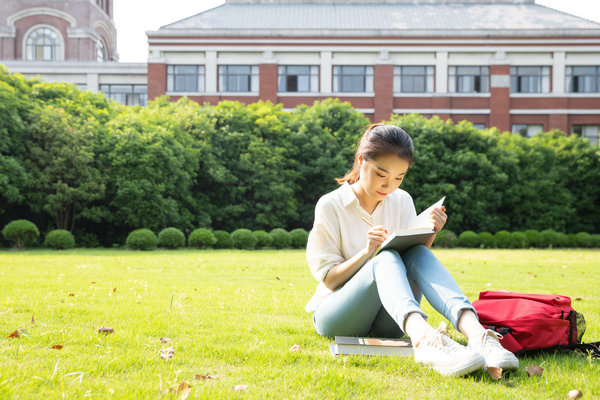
top-left (472, 291), bottom-right (596, 355)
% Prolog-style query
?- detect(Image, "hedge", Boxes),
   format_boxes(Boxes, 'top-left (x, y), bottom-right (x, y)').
top-left (44, 229), bottom-right (75, 249)
top-left (126, 229), bottom-right (158, 251)
top-left (1, 219), bottom-right (39, 249)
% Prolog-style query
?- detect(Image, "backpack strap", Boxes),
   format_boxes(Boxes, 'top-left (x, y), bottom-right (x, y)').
top-left (565, 341), bottom-right (600, 358)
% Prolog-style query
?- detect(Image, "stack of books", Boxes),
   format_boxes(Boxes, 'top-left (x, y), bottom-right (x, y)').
top-left (329, 336), bottom-right (413, 357)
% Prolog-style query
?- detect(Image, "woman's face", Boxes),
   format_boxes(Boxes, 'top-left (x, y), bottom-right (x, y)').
top-left (357, 153), bottom-right (410, 202)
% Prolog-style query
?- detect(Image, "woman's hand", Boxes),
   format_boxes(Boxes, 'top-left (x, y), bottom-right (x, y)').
top-left (366, 225), bottom-right (389, 256)
top-left (430, 205), bottom-right (447, 232)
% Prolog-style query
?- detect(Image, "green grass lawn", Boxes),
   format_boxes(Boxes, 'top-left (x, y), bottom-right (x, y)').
top-left (1, 249), bottom-right (598, 399)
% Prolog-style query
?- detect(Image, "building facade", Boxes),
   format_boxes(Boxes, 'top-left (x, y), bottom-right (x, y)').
top-left (147, 0), bottom-right (600, 142)
top-left (0, 0), bottom-right (147, 105)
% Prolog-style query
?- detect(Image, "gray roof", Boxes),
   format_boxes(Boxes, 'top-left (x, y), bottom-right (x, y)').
top-left (153, 1), bottom-right (600, 37)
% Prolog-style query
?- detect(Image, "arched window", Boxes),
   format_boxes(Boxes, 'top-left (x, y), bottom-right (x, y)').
top-left (96, 39), bottom-right (107, 62)
top-left (25, 26), bottom-right (62, 61)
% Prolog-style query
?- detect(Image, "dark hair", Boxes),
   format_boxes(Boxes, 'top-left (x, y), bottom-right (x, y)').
top-left (336, 123), bottom-right (414, 185)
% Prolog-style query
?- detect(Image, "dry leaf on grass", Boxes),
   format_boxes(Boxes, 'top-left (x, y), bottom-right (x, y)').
top-left (195, 374), bottom-right (217, 380)
top-left (160, 337), bottom-right (171, 343)
top-left (98, 327), bottom-right (114, 334)
top-left (160, 346), bottom-right (175, 360)
top-left (113, 288), bottom-right (117, 292)
top-left (568, 389), bottom-right (583, 399)
top-left (526, 365), bottom-right (543, 377)
top-left (8, 330), bottom-right (20, 338)
top-left (51, 345), bottom-right (63, 350)
top-left (487, 367), bottom-right (503, 380)
top-left (176, 381), bottom-right (191, 400)
top-left (574, 297), bottom-right (582, 301)
top-left (437, 321), bottom-right (448, 335)
top-left (231, 385), bottom-right (248, 392)
top-left (69, 293), bottom-right (75, 297)
top-left (31, 315), bottom-right (35, 325)
top-left (275, 276), bottom-right (280, 280)
top-left (289, 344), bottom-right (301, 353)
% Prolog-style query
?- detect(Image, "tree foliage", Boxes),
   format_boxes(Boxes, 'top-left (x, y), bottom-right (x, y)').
top-left (1, 65), bottom-right (599, 246)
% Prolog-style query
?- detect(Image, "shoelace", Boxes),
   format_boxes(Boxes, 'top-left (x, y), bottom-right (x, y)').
top-left (480, 330), bottom-right (505, 351)
top-left (424, 329), bottom-right (466, 355)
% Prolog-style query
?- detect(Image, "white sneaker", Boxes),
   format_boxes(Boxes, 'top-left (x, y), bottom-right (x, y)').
top-left (468, 330), bottom-right (519, 370)
top-left (413, 329), bottom-right (486, 377)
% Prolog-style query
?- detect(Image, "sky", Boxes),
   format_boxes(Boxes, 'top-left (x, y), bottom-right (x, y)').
top-left (113, 0), bottom-right (600, 63)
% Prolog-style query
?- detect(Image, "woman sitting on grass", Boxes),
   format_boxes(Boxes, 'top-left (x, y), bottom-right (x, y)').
top-left (305, 123), bottom-right (518, 377)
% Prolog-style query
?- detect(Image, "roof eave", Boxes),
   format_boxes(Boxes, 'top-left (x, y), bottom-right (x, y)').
top-left (146, 28), bottom-right (600, 38)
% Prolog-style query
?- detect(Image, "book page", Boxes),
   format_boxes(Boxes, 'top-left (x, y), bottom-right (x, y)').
top-left (404, 197), bottom-right (445, 231)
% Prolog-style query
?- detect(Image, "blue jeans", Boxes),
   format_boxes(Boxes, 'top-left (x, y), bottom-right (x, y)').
top-left (313, 245), bottom-right (476, 338)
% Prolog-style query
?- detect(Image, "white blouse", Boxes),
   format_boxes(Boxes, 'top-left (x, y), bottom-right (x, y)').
top-left (305, 182), bottom-right (417, 312)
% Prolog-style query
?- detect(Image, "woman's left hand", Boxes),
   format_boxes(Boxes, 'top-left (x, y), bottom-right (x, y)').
top-left (430, 206), bottom-right (447, 232)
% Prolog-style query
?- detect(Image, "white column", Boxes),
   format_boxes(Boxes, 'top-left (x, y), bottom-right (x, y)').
top-left (553, 51), bottom-right (565, 95)
top-left (435, 51), bottom-right (448, 94)
top-left (320, 51), bottom-right (332, 94)
top-left (87, 73), bottom-right (99, 93)
top-left (205, 50), bottom-right (217, 93)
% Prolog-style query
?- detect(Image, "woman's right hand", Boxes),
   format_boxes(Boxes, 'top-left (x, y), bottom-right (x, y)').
top-left (366, 225), bottom-right (389, 257)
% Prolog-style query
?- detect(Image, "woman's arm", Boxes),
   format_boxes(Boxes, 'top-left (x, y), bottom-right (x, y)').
top-left (322, 225), bottom-right (388, 291)
top-left (424, 206), bottom-right (447, 248)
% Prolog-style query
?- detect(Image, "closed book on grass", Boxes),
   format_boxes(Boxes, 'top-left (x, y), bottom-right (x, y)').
top-left (376, 197), bottom-right (445, 255)
top-left (330, 336), bottom-right (413, 357)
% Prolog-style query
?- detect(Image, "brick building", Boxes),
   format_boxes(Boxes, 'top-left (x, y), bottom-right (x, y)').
top-left (0, 0), bottom-right (147, 105)
top-left (147, 0), bottom-right (600, 142)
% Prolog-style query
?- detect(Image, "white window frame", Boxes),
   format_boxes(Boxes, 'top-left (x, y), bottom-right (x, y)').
top-left (448, 66), bottom-right (489, 93)
top-left (393, 66), bottom-right (434, 94)
top-left (278, 65), bottom-right (319, 93)
top-left (218, 65), bottom-right (259, 93)
top-left (566, 66), bottom-right (600, 93)
top-left (333, 65), bottom-right (374, 93)
top-left (23, 25), bottom-right (64, 61)
top-left (512, 124), bottom-right (543, 138)
top-left (510, 66), bottom-right (551, 93)
top-left (167, 65), bottom-right (205, 93)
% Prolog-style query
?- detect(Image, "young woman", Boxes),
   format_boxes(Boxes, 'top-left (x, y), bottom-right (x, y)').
top-left (305, 124), bottom-right (518, 377)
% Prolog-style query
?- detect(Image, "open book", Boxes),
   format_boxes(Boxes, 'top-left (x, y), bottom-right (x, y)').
top-left (330, 336), bottom-right (413, 357)
top-left (376, 196), bottom-right (445, 254)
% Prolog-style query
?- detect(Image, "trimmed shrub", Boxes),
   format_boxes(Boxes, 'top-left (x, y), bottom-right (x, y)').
top-left (1, 219), bottom-right (40, 249)
top-left (539, 229), bottom-right (559, 248)
top-left (575, 232), bottom-right (593, 248)
top-left (44, 229), bottom-right (75, 250)
top-left (511, 232), bottom-right (529, 249)
top-left (458, 231), bottom-right (480, 248)
top-left (126, 228), bottom-right (158, 251)
top-left (478, 232), bottom-right (496, 249)
top-left (289, 228), bottom-right (309, 248)
top-left (213, 230), bottom-right (233, 249)
top-left (555, 232), bottom-right (569, 248)
top-left (231, 228), bottom-right (257, 249)
top-left (433, 230), bottom-right (457, 248)
top-left (158, 227), bottom-right (186, 249)
top-left (188, 228), bottom-right (216, 249)
top-left (270, 228), bottom-right (291, 249)
top-left (567, 233), bottom-right (579, 248)
top-left (494, 230), bottom-right (512, 248)
top-left (253, 230), bottom-right (272, 248)
top-left (591, 234), bottom-right (600, 248)
top-left (524, 230), bottom-right (541, 247)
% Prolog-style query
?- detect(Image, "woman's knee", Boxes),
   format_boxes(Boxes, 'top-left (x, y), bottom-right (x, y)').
top-left (372, 249), bottom-right (406, 276)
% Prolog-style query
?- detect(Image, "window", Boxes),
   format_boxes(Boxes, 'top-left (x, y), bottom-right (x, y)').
top-left (566, 66), bottom-right (600, 93)
top-left (448, 66), bottom-right (489, 93)
top-left (472, 123), bottom-right (486, 131)
top-left (25, 27), bottom-right (62, 61)
top-left (393, 66), bottom-right (434, 93)
top-left (333, 66), bottom-right (373, 93)
top-left (96, 40), bottom-right (107, 62)
top-left (278, 65), bottom-right (318, 93)
top-left (100, 84), bottom-right (147, 106)
top-left (219, 65), bottom-right (258, 92)
top-left (572, 125), bottom-right (599, 145)
top-left (510, 66), bottom-right (550, 93)
top-left (512, 124), bottom-right (543, 138)
top-left (167, 65), bottom-right (205, 92)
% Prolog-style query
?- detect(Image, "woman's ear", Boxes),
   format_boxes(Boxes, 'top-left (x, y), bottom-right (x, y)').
top-left (357, 153), bottom-right (364, 167)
